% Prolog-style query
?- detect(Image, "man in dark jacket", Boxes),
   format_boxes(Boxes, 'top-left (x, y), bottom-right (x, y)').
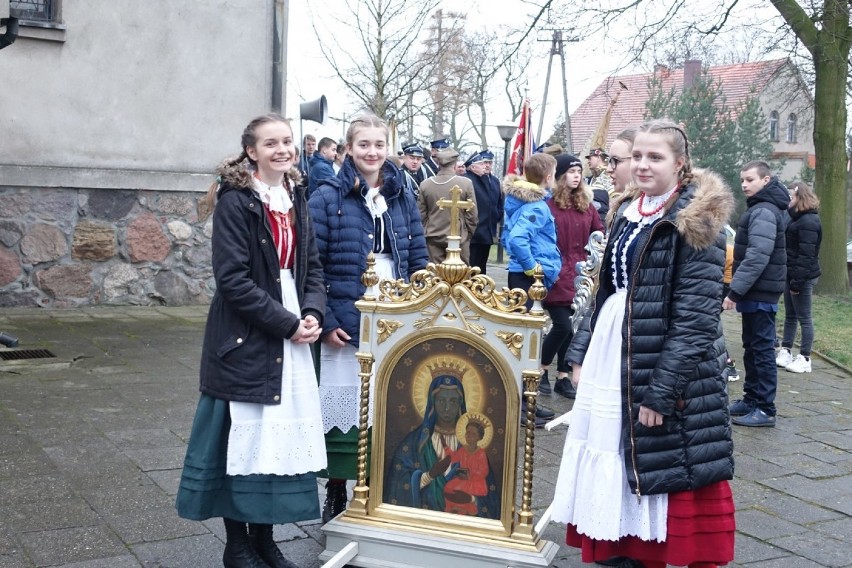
top-left (723, 160), bottom-right (788, 427)
top-left (400, 143), bottom-right (433, 190)
top-left (308, 137), bottom-right (337, 198)
top-left (464, 151), bottom-right (503, 275)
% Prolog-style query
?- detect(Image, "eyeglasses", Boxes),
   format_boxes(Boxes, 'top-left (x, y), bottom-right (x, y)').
top-left (607, 156), bottom-right (632, 168)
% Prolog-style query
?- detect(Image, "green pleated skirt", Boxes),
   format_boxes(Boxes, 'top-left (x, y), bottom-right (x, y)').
top-left (175, 395), bottom-right (320, 524)
top-left (323, 426), bottom-right (371, 480)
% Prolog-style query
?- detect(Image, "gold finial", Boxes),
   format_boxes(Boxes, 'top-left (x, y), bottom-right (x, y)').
top-left (361, 251), bottom-right (380, 300)
top-left (527, 265), bottom-right (547, 315)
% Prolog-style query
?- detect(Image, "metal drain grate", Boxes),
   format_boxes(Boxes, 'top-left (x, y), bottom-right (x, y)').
top-left (0, 349), bottom-right (56, 361)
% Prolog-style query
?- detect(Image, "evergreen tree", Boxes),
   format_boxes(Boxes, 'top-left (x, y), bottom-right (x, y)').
top-left (643, 67), bottom-right (776, 222)
top-left (643, 74), bottom-right (675, 120)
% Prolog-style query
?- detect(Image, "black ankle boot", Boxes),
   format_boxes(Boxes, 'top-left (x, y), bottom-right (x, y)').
top-left (321, 480), bottom-right (348, 523)
top-left (222, 518), bottom-right (270, 568)
top-left (248, 524), bottom-right (298, 568)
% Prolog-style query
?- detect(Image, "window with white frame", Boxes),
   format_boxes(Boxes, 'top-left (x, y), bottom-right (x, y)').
top-left (769, 111), bottom-right (779, 142)
top-left (786, 113), bottom-right (797, 144)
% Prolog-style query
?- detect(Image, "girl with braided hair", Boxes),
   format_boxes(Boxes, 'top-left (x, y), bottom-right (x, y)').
top-left (552, 119), bottom-right (736, 567)
top-left (177, 114), bottom-right (327, 568)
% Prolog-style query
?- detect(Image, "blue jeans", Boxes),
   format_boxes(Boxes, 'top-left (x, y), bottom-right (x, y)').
top-left (782, 278), bottom-right (817, 356)
top-left (741, 310), bottom-right (778, 416)
top-left (542, 305), bottom-right (573, 373)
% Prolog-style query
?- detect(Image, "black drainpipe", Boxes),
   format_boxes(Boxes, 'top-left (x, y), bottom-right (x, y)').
top-left (271, 0), bottom-right (288, 113)
top-left (0, 16), bottom-right (19, 50)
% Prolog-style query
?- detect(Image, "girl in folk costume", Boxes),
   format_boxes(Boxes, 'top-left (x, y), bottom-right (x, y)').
top-left (539, 154), bottom-right (604, 398)
top-left (308, 114), bottom-right (428, 522)
top-left (176, 114), bottom-right (327, 568)
top-left (552, 119), bottom-right (736, 567)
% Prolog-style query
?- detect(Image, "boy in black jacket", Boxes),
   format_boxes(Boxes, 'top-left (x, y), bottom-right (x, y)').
top-left (723, 161), bottom-right (788, 427)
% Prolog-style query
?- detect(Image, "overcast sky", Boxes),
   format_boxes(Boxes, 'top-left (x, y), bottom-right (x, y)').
top-left (283, 0), bottom-right (783, 151)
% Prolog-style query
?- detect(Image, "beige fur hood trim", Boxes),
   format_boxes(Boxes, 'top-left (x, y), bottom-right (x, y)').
top-left (501, 173), bottom-right (547, 202)
top-left (610, 169), bottom-right (733, 250)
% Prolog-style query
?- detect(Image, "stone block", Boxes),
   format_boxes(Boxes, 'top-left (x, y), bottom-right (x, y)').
top-left (20, 223), bottom-right (68, 264)
top-left (73, 221), bottom-right (117, 261)
top-left (104, 263), bottom-right (141, 300)
top-left (87, 189), bottom-right (136, 221)
top-left (127, 214), bottom-right (170, 262)
top-left (167, 220), bottom-right (193, 241)
top-left (151, 194), bottom-right (193, 216)
top-left (0, 220), bottom-right (24, 247)
top-left (0, 192), bottom-right (32, 218)
top-left (0, 244), bottom-right (22, 286)
top-left (36, 264), bottom-right (93, 298)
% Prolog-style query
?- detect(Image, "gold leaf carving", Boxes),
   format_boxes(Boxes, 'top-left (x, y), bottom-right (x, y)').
top-left (496, 330), bottom-right (524, 359)
top-left (377, 319), bottom-right (404, 344)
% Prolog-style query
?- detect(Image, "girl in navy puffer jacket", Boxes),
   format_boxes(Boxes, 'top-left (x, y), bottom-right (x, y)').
top-left (308, 114), bottom-right (427, 522)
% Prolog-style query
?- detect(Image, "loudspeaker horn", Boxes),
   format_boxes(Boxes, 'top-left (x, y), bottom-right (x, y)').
top-left (300, 95), bottom-right (328, 125)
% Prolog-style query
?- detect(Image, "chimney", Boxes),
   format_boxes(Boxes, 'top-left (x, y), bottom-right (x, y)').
top-left (654, 64), bottom-right (670, 79)
top-left (683, 59), bottom-right (701, 90)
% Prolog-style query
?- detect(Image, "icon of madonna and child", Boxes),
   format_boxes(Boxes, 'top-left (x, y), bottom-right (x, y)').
top-left (382, 346), bottom-right (505, 520)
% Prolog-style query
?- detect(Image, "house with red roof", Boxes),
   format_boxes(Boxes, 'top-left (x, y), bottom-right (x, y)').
top-left (569, 58), bottom-right (815, 182)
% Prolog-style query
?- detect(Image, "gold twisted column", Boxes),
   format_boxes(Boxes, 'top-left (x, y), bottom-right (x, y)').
top-left (514, 368), bottom-right (541, 540)
top-left (348, 351), bottom-right (375, 516)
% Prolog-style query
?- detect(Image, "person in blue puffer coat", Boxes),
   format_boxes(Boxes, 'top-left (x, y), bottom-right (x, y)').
top-left (308, 113), bottom-right (428, 522)
top-left (501, 152), bottom-right (562, 297)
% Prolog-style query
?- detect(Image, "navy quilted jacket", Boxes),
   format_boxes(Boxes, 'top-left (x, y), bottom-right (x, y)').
top-left (308, 157), bottom-right (428, 345)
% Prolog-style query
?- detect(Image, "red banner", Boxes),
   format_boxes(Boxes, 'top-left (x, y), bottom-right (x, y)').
top-left (507, 99), bottom-right (531, 175)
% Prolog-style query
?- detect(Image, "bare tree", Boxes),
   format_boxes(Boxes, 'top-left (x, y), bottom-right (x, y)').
top-left (309, 0), bottom-right (446, 129)
top-left (546, 0), bottom-right (850, 293)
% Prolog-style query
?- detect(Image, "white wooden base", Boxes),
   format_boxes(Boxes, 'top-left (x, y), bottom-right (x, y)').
top-left (320, 517), bottom-right (559, 568)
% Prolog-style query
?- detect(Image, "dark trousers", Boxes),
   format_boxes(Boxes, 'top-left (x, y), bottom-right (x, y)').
top-left (508, 271), bottom-right (535, 310)
top-left (542, 305), bottom-right (574, 373)
top-left (741, 309), bottom-right (778, 416)
top-left (782, 278), bottom-right (817, 356)
top-left (469, 243), bottom-right (491, 274)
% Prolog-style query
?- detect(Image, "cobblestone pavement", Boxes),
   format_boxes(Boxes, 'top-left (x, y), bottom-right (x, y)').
top-left (1, 272), bottom-right (850, 567)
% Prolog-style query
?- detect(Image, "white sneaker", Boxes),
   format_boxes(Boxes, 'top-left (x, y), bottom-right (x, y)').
top-left (786, 354), bottom-right (812, 373)
top-left (776, 347), bottom-right (793, 367)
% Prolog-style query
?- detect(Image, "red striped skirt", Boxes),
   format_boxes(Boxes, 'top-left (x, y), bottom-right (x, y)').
top-left (565, 481), bottom-right (735, 567)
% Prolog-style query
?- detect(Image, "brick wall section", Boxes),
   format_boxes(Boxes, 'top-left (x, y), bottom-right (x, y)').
top-left (0, 187), bottom-right (215, 308)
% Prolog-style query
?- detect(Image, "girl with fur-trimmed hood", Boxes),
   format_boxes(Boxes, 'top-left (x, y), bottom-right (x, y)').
top-left (552, 119), bottom-right (736, 567)
top-left (500, 153), bottom-right (562, 295)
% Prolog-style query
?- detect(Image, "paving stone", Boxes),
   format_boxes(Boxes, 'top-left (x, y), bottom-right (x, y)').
top-left (0, 474), bottom-right (78, 506)
top-left (146, 468), bottom-right (182, 497)
top-left (81, 482), bottom-right (174, 517)
top-left (56, 556), bottom-right (143, 567)
top-left (732, 533), bottom-right (795, 564)
top-left (768, 531), bottom-right (851, 567)
top-left (734, 508), bottom-right (810, 540)
top-left (753, 492), bottom-right (844, 525)
top-left (131, 534), bottom-right (223, 568)
top-left (2, 498), bottom-right (100, 533)
top-left (104, 505), bottom-right (209, 544)
top-left (18, 525), bottom-right (126, 567)
top-left (123, 446), bottom-right (187, 472)
top-left (103, 428), bottom-right (185, 450)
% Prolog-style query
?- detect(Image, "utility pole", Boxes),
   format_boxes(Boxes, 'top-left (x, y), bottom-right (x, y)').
top-left (536, 30), bottom-right (574, 150)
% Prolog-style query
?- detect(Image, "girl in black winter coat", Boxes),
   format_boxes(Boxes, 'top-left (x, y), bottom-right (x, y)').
top-left (777, 181), bottom-right (822, 373)
top-left (552, 119), bottom-right (735, 568)
top-left (176, 114), bottom-right (327, 568)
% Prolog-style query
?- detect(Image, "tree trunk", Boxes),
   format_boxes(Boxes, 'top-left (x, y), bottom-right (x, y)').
top-left (812, 50), bottom-right (850, 293)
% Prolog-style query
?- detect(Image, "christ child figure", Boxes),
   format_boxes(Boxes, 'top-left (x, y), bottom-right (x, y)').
top-left (443, 418), bottom-right (490, 516)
